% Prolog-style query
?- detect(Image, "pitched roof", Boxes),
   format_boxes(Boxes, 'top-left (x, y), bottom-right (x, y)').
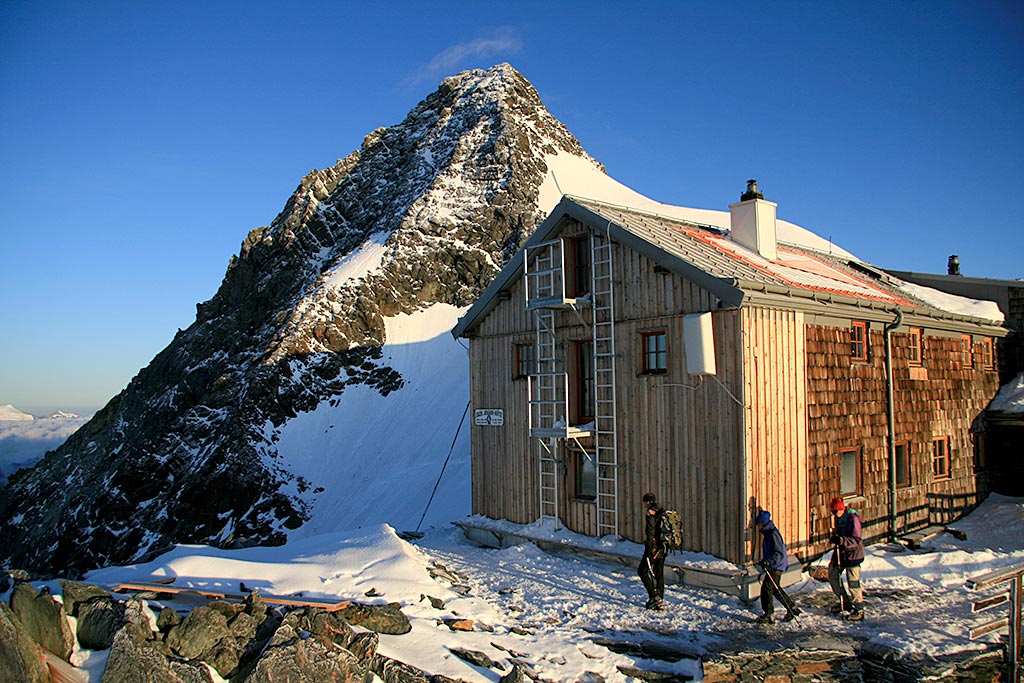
top-left (452, 195), bottom-right (1005, 338)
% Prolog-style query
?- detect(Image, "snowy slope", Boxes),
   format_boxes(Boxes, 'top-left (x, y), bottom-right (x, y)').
top-left (272, 304), bottom-right (471, 538)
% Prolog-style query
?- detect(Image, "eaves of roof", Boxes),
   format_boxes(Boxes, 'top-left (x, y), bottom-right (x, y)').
top-left (451, 196), bottom-right (745, 338)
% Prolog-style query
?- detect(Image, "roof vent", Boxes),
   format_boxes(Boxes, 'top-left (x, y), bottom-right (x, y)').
top-left (729, 179), bottom-right (778, 261)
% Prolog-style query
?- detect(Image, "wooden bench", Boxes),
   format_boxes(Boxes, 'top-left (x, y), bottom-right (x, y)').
top-left (902, 525), bottom-right (967, 550)
top-left (112, 581), bottom-right (352, 612)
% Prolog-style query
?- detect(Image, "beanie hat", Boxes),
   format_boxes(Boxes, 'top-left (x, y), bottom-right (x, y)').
top-left (755, 510), bottom-right (771, 525)
top-left (829, 496), bottom-right (847, 512)
top-left (642, 492), bottom-right (657, 504)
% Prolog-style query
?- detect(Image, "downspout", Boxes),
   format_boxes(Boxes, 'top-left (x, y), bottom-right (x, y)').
top-left (884, 308), bottom-right (904, 543)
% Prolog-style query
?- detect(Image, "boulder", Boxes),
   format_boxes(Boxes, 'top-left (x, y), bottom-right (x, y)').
top-left (165, 605), bottom-right (231, 660)
top-left (101, 627), bottom-right (213, 683)
top-left (346, 631), bottom-right (378, 660)
top-left (58, 580), bottom-right (111, 616)
top-left (0, 602), bottom-right (49, 683)
top-left (76, 597), bottom-right (124, 650)
top-left (336, 602), bottom-right (411, 634)
top-left (156, 606), bottom-right (182, 632)
top-left (245, 621), bottom-right (368, 683)
top-left (9, 582), bottom-right (75, 661)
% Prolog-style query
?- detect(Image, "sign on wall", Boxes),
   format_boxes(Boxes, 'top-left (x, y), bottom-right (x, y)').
top-left (475, 409), bottom-right (504, 426)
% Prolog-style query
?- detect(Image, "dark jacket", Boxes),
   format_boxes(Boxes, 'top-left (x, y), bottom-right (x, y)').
top-left (831, 509), bottom-right (864, 567)
top-left (759, 520), bottom-right (788, 572)
top-left (644, 507), bottom-right (668, 555)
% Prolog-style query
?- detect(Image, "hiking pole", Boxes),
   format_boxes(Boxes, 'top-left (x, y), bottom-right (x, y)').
top-left (762, 565), bottom-right (799, 620)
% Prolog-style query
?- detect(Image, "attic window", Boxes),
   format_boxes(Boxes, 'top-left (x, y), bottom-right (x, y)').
top-left (850, 321), bottom-right (868, 362)
top-left (907, 327), bottom-right (924, 366)
top-left (960, 335), bottom-right (973, 369)
top-left (980, 337), bottom-right (995, 370)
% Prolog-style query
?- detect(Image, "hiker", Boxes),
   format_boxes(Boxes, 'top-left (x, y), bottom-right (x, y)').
top-left (828, 496), bottom-right (865, 621)
top-left (754, 509), bottom-right (800, 624)
top-left (638, 492), bottom-right (667, 610)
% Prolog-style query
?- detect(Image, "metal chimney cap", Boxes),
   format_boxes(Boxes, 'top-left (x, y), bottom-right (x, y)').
top-left (740, 179), bottom-right (764, 201)
top-left (948, 254), bottom-right (961, 276)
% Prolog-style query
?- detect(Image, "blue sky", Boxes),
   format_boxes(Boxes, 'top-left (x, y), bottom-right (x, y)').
top-left (2, 1), bottom-right (1022, 415)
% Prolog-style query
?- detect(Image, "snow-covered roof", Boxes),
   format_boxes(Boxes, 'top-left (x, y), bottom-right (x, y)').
top-left (453, 190), bottom-right (1006, 338)
top-left (989, 372), bottom-right (1024, 414)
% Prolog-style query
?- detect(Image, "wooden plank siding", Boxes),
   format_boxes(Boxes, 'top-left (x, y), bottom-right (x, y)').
top-left (805, 322), bottom-right (999, 557)
top-left (741, 306), bottom-right (809, 563)
top-left (466, 228), bottom-right (749, 563)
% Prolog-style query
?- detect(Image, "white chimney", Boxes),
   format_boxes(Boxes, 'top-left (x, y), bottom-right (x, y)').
top-left (729, 179), bottom-right (778, 261)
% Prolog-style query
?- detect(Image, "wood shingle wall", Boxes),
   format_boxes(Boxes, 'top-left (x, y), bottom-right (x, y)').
top-left (805, 322), bottom-right (998, 556)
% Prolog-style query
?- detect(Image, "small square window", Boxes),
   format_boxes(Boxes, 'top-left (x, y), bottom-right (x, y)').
top-left (840, 447), bottom-right (861, 496)
top-left (895, 442), bottom-right (910, 488)
top-left (908, 328), bottom-right (924, 366)
top-left (640, 331), bottom-right (667, 374)
top-left (932, 436), bottom-right (951, 480)
top-left (850, 321), bottom-right (868, 362)
top-left (513, 343), bottom-right (534, 379)
top-left (960, 335), bottom-right (973, 369)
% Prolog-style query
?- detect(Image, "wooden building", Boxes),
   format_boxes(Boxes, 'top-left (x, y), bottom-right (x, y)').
top-left (451, 182), bottom-right (1007, 566)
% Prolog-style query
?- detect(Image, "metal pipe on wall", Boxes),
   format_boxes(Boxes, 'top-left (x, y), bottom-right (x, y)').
top-left (884, 308), bottom-right (904, 543)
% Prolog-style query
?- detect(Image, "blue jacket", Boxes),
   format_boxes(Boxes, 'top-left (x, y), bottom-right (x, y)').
top-left (759, 520), bottom-right (788, 572)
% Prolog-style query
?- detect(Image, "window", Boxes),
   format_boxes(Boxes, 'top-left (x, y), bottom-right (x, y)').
top-left (573, 340), bottom-right (595, 423)
top-left (960, 335), bottom-right (973, 369)
top-left (840, 447), bottom-right (861, 496)
top-left (566, 235), bottom-right (591, 297)
top-left (895, 442), bottom-right (910, 488)
top-left (907, 327), bottom-right (924, 366)
top-left (640, 331), bottom-right (667, 374)
top-left (568, 445), bottom-right (597, 501)
top-left (980, 337), bottom-right (994, 370)
top-left (932, 436), bottom-right (951, 480)
top-left (513, 343), bottom-right (534, 379)
top-left (850, 321), bottom-right (868, 362)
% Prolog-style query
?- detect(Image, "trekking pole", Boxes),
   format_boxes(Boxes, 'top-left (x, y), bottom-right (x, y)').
top-left (762, 566), bottom-right (799, 620)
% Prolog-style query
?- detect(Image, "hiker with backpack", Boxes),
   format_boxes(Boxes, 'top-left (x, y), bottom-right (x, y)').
top-left (753, 509), bottom-right (800, 624)
top-left (638, 492), bottom-right (668, 610)
top-left (828, 496), bottom-right (865, 621)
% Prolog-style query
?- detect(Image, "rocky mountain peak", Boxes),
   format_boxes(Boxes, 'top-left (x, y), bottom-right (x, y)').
top-left (0, 64), bottom-right (604, 576)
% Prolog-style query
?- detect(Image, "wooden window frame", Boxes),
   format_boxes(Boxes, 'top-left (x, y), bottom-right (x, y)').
top-left (850, 321), bottom-right (868, 362)
top-left (513, 343), bottom-right (534, 380)
top-left (640, 330), bottom-right (668, 375)
top-left (960, 335), bottom-right (973, 369)
top-left (564, 235), bottom-right (591, 298)
top-left (931, 436), bottom-right (951, 481)
top-left (907, 327), bottom-right (924, 366)
top-left (839, 446), bottom-right (862, 497)
top-left (980, 337), bottom-right (995, 370)
top-left (567, 444), bottom-right (597, 502)
top-left (571, 339), bottom-right (595, 424)
top-left (895, 441), bottom-right (910, 489)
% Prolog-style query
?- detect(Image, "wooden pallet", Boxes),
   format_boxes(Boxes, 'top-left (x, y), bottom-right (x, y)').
top-left (112, 581), bottom-right (352, 612)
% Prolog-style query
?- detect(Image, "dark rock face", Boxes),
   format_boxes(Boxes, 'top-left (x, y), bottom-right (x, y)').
top-left (0, 63), bottom-right (603, 577)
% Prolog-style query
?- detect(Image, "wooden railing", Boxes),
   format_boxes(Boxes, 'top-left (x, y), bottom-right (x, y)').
top-left (967, 561), bottom-right (1024, 683)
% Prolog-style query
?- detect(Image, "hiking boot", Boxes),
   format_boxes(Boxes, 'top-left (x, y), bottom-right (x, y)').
top-left (846, 607), bottom-right (864, 622)
top-left (782, 609), bottom-right (800, 622)
top-left (649, 599), bottom-right (664, 611)
top-left (754, 614), bottom-right (774, 624)
top-left (830, 601), bottom-right (850, 614)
